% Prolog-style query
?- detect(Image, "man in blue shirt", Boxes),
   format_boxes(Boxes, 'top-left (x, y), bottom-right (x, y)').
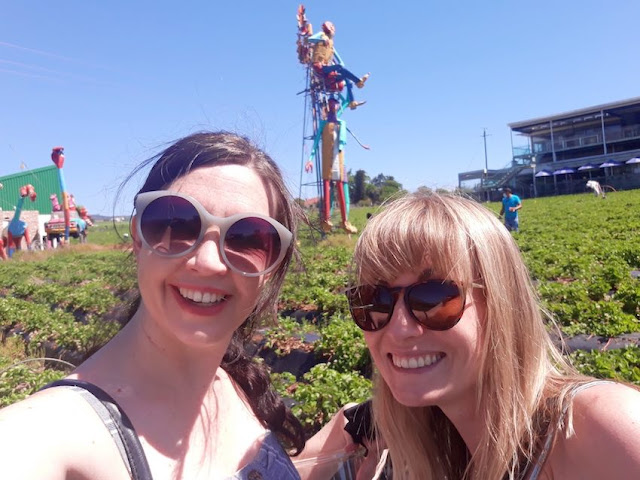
top-left (499, 187), bottom-right (522, 232)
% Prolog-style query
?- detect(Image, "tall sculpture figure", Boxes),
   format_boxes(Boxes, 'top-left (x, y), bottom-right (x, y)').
top-left (296, 5), bottom-right (369, 234)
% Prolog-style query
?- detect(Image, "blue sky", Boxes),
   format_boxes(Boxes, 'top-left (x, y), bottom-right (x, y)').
top-left (1, 1), bottom-right (639, 215)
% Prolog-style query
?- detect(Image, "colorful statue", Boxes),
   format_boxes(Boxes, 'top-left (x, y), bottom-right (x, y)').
top-left (50, 193), bottom-right (62, 211)
top-left (6, 184), bottom-right (36, 255)
top-left (330, 161), bottom-right (351, 218)
top-left (51, 146), bottom-right (71, 242)
top-left (0, 213), bottom-right (6, 261)
top-left (296, 5), bottom-right (368, 234)
top-left (78, 206), bottom-right (93, 227)
top-left (45, 192), bottom-right (89, 244)
top-left (308, 21), bottom-right (369, 111)
top-left (76, 205), bottom-right (91, 243)
top-left (320, 99), bottom-right (357, 232)
top-left (0, 184), bottom-right (5, 260)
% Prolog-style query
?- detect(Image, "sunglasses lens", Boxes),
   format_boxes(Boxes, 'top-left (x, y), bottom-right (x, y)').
top-left (347, 285), bottom-right (394, 331)
top-left (224, 217), bottom-right (282, 275)
top-left (408, 281), bottom-right (464, 330)
top-left (140, 195), bottom-right (201, 255)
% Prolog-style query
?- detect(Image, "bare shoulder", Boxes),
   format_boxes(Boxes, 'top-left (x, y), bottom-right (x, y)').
top-left (572, 381), bottom-right (640, 434)
top-left (0, 389), bottom-right (78, 477)
top-left (0, 387), bottom-right (81, 437)
top-left (0, 387), bottom-right (129, 479)
top-left (554, 382), bottom-right (640, 479)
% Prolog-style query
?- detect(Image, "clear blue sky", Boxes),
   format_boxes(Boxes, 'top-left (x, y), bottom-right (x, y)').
top-left (1, 1), bottom-right (639, 215)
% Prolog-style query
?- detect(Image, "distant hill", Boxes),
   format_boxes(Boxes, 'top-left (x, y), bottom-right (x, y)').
top-left (91, 214), bottom-right (128, 222)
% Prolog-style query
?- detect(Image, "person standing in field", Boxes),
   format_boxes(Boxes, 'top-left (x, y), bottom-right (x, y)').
top-left (499, 187), bottom-right (522, 232)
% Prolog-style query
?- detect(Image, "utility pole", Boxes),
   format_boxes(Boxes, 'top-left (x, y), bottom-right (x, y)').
top-left (482, 128), bottom-right (491, 201)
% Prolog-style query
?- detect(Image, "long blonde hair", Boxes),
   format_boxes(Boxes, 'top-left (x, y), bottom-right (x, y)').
top-left (353, 192), bottom-right (588, 480)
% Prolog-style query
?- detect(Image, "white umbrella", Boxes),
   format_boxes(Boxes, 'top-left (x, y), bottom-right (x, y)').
top-left (577, 164), bottom-right (598, 178)
top-left (553, 168), bottom-right (576, 175)
top-left (599, 160), bottom-right (622, 168)
top-left (600, 160), bottom-right (622, 176)
top-left (577, 164), bottom-right (598, 171)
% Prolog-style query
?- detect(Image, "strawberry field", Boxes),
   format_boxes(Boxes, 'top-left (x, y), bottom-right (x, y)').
top-left (1, 190), bottom-right (639, 434)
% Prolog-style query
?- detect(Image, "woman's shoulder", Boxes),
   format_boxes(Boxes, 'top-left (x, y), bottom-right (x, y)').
top-left (0, 386), bottom-right (82, 429)
top-left (571, 380), bottom-right (640, 428)
top-left (572, 380), bottom-right (640, 432)
top-left (550, 381), bottom-right (640, 479)
top-left (0, 386), bottom-right (131, 479)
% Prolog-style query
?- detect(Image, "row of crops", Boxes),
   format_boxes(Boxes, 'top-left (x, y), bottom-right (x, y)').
top-left (1, 190), bottom-right (639, 433)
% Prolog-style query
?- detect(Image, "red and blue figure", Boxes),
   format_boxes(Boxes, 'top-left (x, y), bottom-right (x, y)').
top-left (296, 5), bottom-right (369, 234)
top-left (51, 146), bottom-right (71, 242)
top-left (307, 21), bottom-right (369, 111)
top-left (330, 160), bottom-right (351, 219)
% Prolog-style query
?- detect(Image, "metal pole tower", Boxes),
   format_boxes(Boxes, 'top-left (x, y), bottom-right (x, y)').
top-left (482, 128), bottom-right (490, 201)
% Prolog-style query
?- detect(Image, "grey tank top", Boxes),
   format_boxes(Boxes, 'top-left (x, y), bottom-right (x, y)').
top-left (41, 379), bottom-right (300, 480)
top-left (523, 380), bottom-right (613, 480)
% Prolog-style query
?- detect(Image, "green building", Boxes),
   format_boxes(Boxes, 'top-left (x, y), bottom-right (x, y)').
top-left (0, 166), bottom-right (62, 214)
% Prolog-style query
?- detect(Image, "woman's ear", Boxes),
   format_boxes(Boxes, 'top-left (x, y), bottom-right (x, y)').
top-left (130, 215), bottom-right (142, 254)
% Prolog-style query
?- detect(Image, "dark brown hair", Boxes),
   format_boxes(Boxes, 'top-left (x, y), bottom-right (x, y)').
top-left (125, 131), bottom-right (305, 452)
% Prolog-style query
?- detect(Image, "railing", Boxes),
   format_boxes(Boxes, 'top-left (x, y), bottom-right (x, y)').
top-left (526, 127), bottom-right (640, 155)
top-left (512, 146), bottom-right (532, 157)
top-left (483, 164), bottom-right (530, 189)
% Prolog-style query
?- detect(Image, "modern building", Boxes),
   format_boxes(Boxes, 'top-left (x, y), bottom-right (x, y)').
top-left (458, 97), bottom-right (640, 199)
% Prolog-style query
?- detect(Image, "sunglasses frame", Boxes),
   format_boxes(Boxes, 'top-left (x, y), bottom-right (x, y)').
top-left (134, 190), bottom-right (293, 277)
top-left (345, 279), bottom-right (484, 332)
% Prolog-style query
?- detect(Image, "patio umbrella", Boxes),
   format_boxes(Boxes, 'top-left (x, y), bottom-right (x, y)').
top-left (577, 164), bottom-right (598, 171)
top-left (599, 160), bottom-right (622, 168)
top-left (553, 168), bottom-right (575, 191)
top-left (600, 160), bottom-right (622, 176)
top-left (533, 170), bottom-right (552, 195)
top-left (626, 157), bottom-right (640, 165)
top-left (553, 168), bottom-right (575, 175)
top-left (577, 164), bottom-right (598, 178)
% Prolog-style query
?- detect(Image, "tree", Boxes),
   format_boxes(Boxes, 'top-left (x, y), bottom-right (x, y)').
top-left (351, 170), bottom-right (367, 204)
top-left (370, 173), bottom-right (389, 188)
top-left (366, 173), bottom-right (404, 204)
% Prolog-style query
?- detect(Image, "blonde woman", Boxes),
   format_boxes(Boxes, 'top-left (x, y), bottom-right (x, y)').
top-left (306, 191), bottom-right (640, 480)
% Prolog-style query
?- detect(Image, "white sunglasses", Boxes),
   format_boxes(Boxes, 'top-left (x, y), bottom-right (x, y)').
top-left (134, 190), bottom-right (292, 277)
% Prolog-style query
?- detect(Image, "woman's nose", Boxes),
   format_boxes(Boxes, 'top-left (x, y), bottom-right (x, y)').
top-left (387, 297), bottom-right (425, 338)
top-left (187, 236), bottom-right (229, 274)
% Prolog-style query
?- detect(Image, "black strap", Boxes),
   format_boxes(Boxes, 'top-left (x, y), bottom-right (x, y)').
top-left (41, 379), bottom-right (153, 480)
top-left (343, 400), bottom-right (393, 480)
top-left (343, 399), bottom-right (375, 448)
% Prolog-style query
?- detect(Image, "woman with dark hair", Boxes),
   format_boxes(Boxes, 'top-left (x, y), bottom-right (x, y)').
top-left (0, 131), bottom-right (305, 479)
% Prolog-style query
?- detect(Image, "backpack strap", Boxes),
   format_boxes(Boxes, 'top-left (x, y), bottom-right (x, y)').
top-left (41, 379), bottom-right (153, 480)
